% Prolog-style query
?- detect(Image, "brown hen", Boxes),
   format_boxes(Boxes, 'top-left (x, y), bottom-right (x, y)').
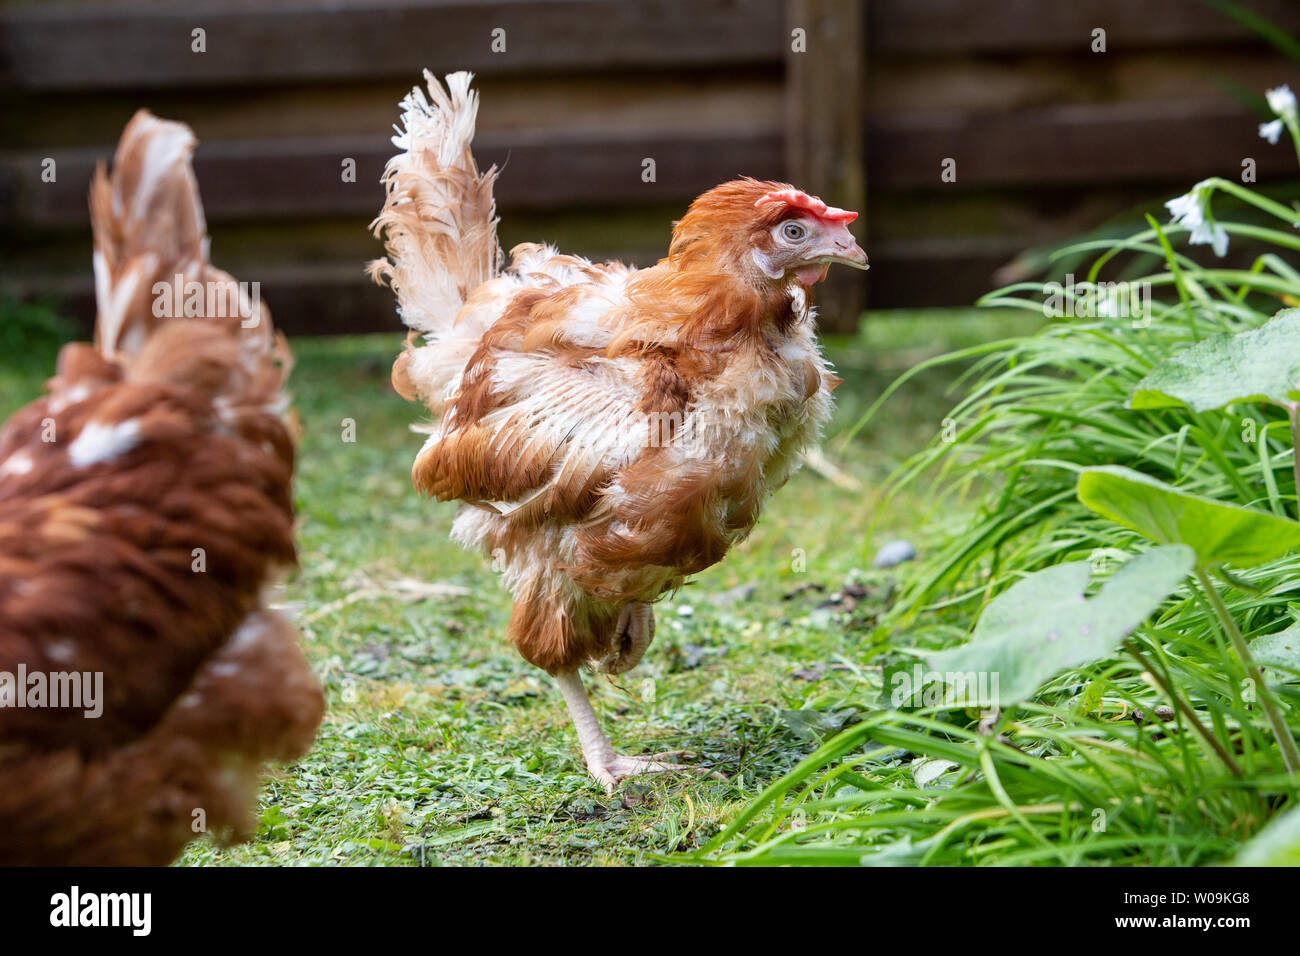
top-left (371, 72), bottom-right (866, 791)
top-left (0, 111), bottom-right (323, 864)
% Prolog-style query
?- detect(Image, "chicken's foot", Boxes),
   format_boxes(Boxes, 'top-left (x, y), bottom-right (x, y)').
top-left (555, 670), bottom-right (709, 794)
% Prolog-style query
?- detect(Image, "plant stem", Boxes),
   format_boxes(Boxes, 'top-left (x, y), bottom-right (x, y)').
top-left (1204, 177), bottom-right (1300, 228)
top-left (1289, 403), bottom-right (1300, 521)
top-left (1194, 566), bottom-right (1300, 774)
top-left (1124, 639), bottom-right (1242, 777)
top-left (1288, 121), bottom-right (1300, 169)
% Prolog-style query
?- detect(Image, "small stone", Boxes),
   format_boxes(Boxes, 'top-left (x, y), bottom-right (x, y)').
top-left (680, 643), bottom-right (709, 669)
top-left (792, 664), bottom-right (825, 682)
top-left (710, 583), bottom-right (757, 607)
top-left (874, 539), bottom-right (917, 569)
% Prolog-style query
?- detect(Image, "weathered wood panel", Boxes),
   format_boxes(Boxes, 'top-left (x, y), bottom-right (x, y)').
top-left (0, 0), bottom-right (785, 90)
top-left (7, 99), bottom-right (1279, 231)
top-left (869, 0), bottom-right (1300, 53)
top-left (2, 0), bottom-right (1298, 333)
top-left (0, 127), bottom-right (785, 230)
top-left (869, 100), bottom-right (1295, 189)
top-left (8, 0), bottom-right (1292, 89)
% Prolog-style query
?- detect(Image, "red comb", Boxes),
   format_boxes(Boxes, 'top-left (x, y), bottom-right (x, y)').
top-left (755, 188), bottom-right (858, 224)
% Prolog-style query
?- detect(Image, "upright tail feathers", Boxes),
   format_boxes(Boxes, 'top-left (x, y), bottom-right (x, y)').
top-left (85, 110), bottom-right (286, 412)
top-left (369, 71), bottom-right (502, 407)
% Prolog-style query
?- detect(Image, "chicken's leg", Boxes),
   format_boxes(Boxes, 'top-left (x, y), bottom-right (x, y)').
top-left (555, 670), bottom-right (696, 793)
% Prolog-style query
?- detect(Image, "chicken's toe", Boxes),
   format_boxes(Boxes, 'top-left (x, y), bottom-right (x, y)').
top-left (587, 752), bottom-right (723, 793)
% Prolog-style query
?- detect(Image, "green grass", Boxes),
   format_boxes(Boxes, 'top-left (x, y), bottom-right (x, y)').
top-left (0, 305), bottom-right (1040, 866)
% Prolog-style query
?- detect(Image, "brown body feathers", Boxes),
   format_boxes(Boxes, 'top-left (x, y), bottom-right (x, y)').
top-left (0, 111), bottom-right (323, 865)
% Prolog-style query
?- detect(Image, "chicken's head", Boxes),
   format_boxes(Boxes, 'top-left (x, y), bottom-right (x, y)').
top-left (668, 178), bottom-right (868, 292)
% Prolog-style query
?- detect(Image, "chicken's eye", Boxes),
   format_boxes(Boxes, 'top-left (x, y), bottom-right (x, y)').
top-left (781, 221), bottom-right (808, 242)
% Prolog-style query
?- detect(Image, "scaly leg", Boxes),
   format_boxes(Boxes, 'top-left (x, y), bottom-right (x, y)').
top-left (555, 669), bottom-right (697, 794)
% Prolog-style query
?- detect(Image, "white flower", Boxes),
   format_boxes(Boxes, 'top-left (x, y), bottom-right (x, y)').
top-left (1205, 222), bottom-right (1229, 257)
top-left (1165, 181), bottom-right (1228, 257)
top-left (1266, 84), bottom-right (1298, 121)
top-left (1187, 218), bottom-right (1229, 257)
top-left (1260, 118), bottom-right (1285, 145)
top-left (1165, 190), bottom-right (1203, 228)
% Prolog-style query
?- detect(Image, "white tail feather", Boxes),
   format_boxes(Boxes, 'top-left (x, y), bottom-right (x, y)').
top-left (369, 70), bottom-right (502, 338)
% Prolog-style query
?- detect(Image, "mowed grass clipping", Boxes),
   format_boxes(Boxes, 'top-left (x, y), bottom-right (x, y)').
top-left (0, 305), bottom-right (1035, 866)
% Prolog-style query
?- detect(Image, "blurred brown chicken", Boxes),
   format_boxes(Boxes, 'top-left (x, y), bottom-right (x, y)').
top-left (371, 73), bottom-right (865, 790)
top-left (0, 111), bottom-right (323, 865)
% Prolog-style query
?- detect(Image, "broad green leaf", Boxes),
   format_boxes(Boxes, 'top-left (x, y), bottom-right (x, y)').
top-left (1078, 465), bottom-right (1300, 568)
top-left (1234, 803), bottom-right (1300, 866)
top-left (921, 546), bottom-right (1194, 709)
top-left (1128, 307), bottom-right (1300, 411)
top-left (1250, 621), bottom-right (1300, 677)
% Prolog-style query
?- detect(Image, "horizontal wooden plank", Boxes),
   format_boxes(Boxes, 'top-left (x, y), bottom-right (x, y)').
top-left (869, 0), bottom-right (1300, 53)
top-left (0, 245), bottom-right (1025, 333)
top-left (8, 222), bottom-right (1287, 336)
top-left (0, 126), bottom-right (784, 228)
top-left (869, 100), bottom-right (1297, 189)
top-left (5, 97), bottom-right (1291, 230)
top-left (0, 0), bottom-right (784, 92)
top-left (3, 0), bottom-right (1285, 94)
top-left (866, 48), bottom-right (1300, 116)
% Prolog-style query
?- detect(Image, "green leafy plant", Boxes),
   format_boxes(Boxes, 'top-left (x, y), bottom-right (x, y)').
top-left (1127, 307), bottom-right (1300, 510)
top-left (1078, 465), bottom-right (1300, 566)
top-left (1079, 465), bottom-right (1300, 771)
top-left (925, 546), bottom-right (1193, 708)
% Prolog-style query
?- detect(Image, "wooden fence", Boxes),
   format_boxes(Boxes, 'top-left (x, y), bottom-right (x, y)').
top-left (2, 0), bottom-right (1299, 334)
